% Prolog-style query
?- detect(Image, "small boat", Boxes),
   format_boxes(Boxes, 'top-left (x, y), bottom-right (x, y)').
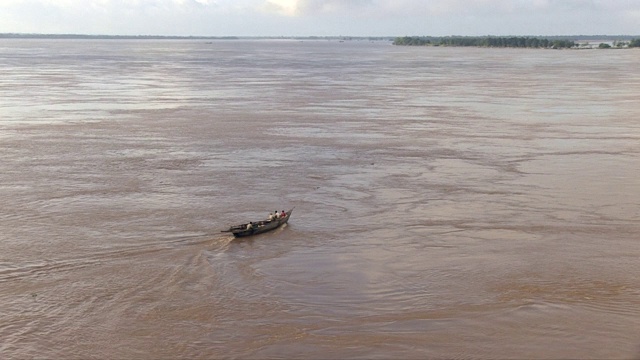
top-left (222, 208), bottom-right (294, 238)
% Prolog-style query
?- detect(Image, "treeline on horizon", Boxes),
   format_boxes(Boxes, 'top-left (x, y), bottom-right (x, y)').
top-left (393, 36), bottom-right (640, 48)
top-left (2, 33), bottom-right (639, 47)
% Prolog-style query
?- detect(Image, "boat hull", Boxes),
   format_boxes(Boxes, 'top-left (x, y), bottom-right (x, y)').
top-left (225, 208), bottom-right (293, 238)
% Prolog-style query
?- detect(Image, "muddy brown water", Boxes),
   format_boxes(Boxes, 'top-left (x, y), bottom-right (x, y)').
top-left (1, 39), bottom-right (639, 359)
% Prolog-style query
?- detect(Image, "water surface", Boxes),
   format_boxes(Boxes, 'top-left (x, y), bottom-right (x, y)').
top-left (1, 39), bottom-right (639, 359)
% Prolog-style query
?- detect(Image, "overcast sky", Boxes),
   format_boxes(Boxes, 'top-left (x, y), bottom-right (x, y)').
top-left (1, 0), bottom-right (639, 36)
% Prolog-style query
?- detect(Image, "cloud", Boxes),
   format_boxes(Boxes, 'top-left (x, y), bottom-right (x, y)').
top-left (1, 0), bottom-right (639, 36)
top-left (262, 0), bottom-right (298, 16)
top-left (260, 0), bottom-right (377, 17)
top-left (296, 0), bottom-right (374, 14)
top-left (0, 0), bottom-right (227, 34)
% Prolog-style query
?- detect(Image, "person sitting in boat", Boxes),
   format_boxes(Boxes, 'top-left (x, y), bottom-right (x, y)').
top-left (274, 210), bottom-right (280, 219)
top-left (268, 212), bottom-right (275, 221)
top-left (281, 210), bottom-right (287, 217)
top-left (246, 222), bottom-right (254, 230)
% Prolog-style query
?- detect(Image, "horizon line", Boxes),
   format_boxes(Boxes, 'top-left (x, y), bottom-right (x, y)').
top-left (1, 33), bottom-right (639, 39)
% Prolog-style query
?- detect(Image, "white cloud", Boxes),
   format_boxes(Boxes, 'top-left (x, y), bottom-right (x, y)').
top-left (259, 0), bottom-right (379, 16)
top-left (0, 0), bottom-right (639, 36)
top-left (261, 0), bottom-right (298, 16)
top-left (296, 0), bottom-right (375, 14)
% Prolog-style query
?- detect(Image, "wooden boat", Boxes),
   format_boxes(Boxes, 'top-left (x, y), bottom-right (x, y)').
top-left (222, 208), bottom-right (293, 238)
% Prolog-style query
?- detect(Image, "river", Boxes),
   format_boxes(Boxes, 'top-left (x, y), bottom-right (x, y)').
top-left (1, 39), bottom-right (639, 359)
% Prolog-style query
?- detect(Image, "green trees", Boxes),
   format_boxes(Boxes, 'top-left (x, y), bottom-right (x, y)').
top-left (629, 39), bottom-right (640, 48)
top-left (550, 39), bottom-right (576, 48)
top-left (392, 36), bottom-right (431, 46)
top-left (392, 36), bottom-right (576, 48)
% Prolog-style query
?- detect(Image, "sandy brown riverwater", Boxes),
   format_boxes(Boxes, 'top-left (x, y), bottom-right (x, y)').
top-left (0, 39), bottom-right (639, 359)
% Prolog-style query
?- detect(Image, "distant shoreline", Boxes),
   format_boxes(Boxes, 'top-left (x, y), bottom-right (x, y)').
top-left (0, 34), bottom-right (393, 41)
top-left (2, 33), bottom-right (639, 49)
top-left (393, 36), bottom-right (640, 49)
top-left (1, 33), bottom-right (638, 42)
